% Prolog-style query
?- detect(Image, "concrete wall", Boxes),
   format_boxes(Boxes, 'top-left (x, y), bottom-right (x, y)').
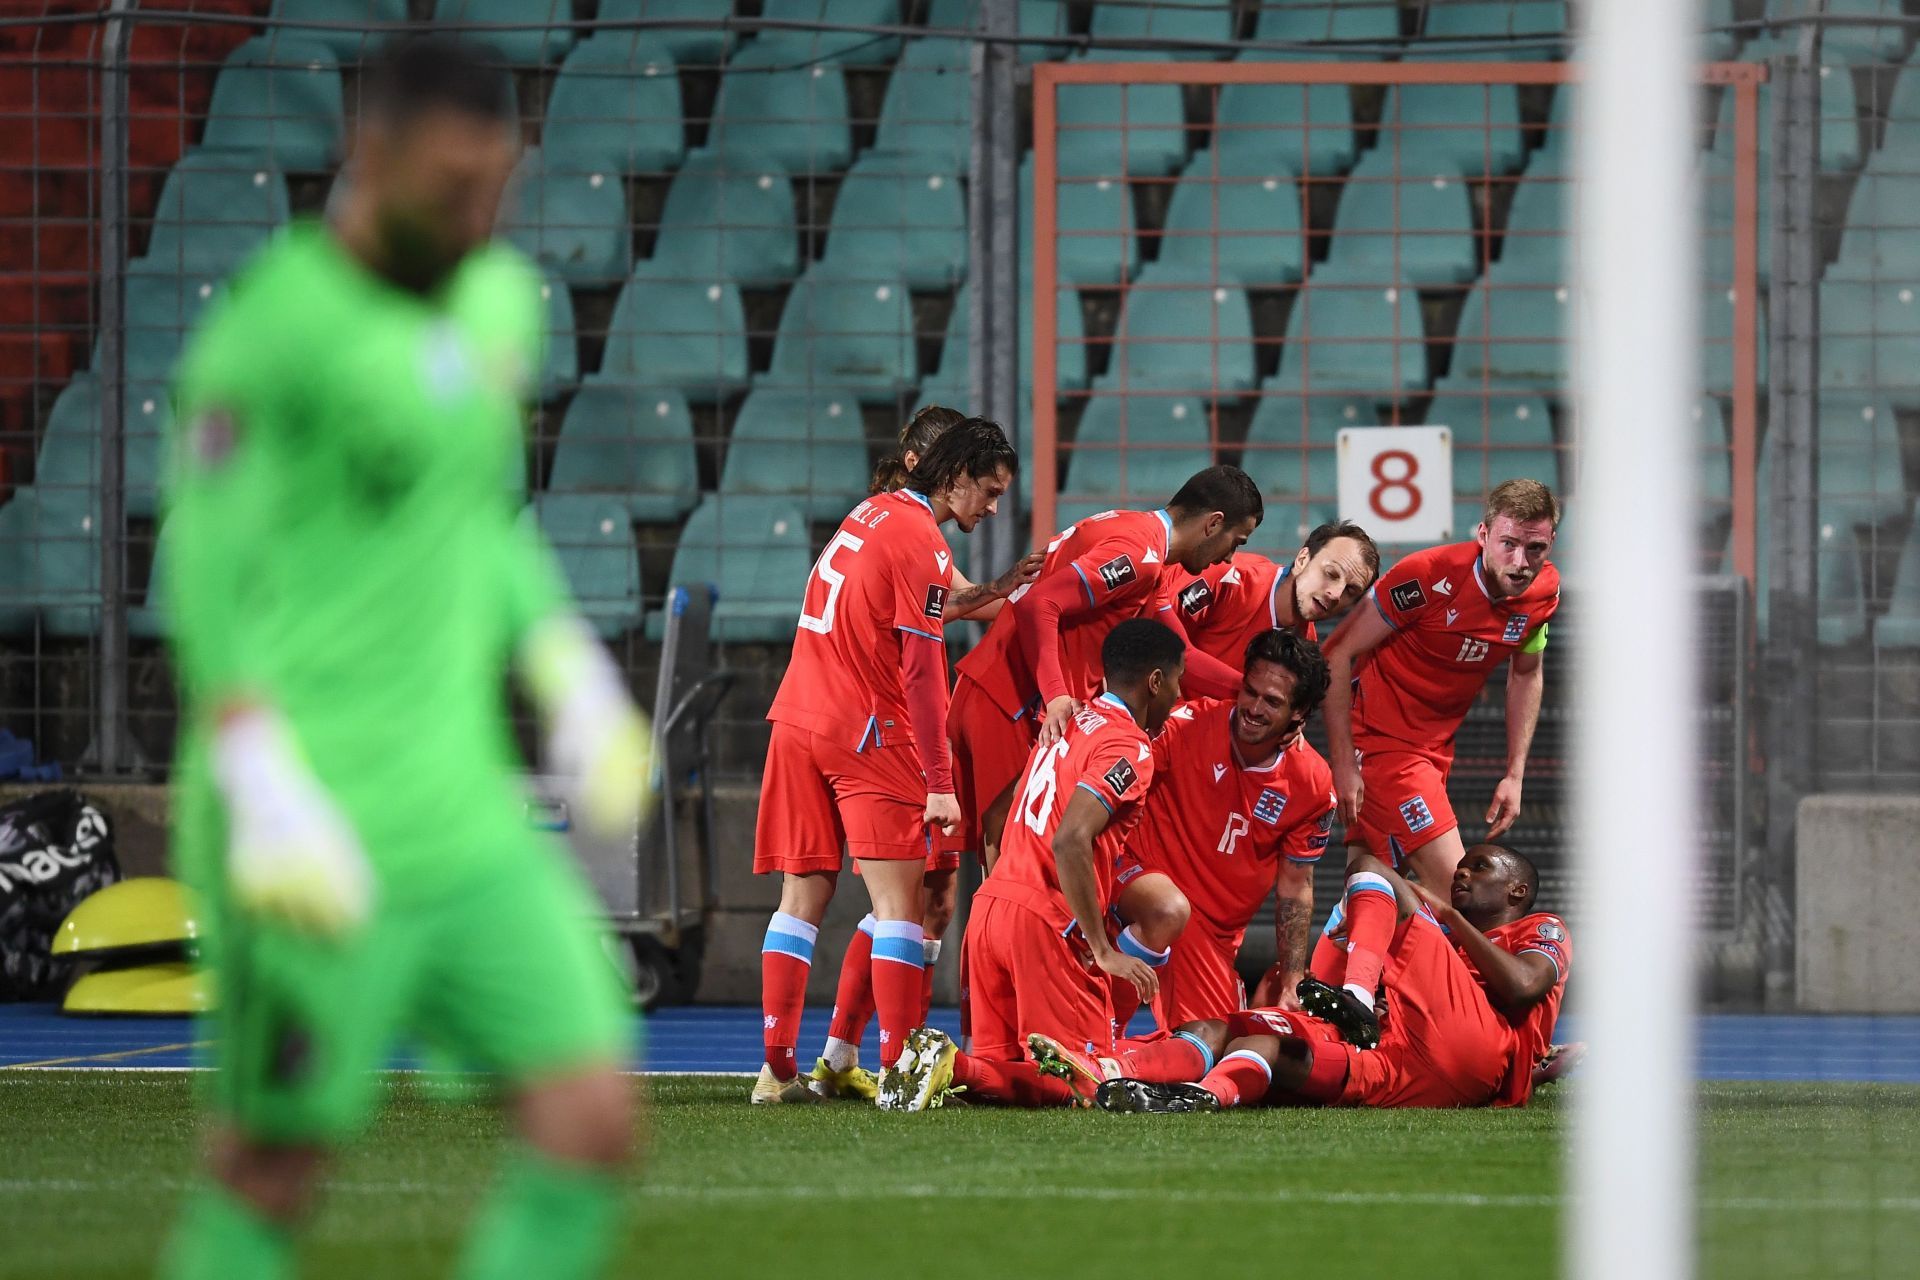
top-left (1797, 793), bottom-right (1920, 1012)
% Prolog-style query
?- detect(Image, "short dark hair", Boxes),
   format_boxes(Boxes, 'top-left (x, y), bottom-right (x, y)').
top-left (1303, 519), bottom-right (1381, 585)
top-left (363, 35), bottom-right (516, 127)
top-left (872, 404), bottom-right (967, 495)
top-left (1242, 628), bottom-right (1331, 721)
top-left (1103, 617), bottom-right (1186, 688)
top-left (904, 416), bottom-right (1017, 496)
top-left (1485, 844), bottom-right (1539, 908)
top-left (1168, 465), bottom-right (1263, 529)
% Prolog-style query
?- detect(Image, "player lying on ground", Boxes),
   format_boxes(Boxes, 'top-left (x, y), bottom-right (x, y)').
top-left (1096, 844), bottom-right (1570, 1112)
top-left (1324, 479), bottom-right (1561, 890)
top-left (159, 37), bottom-right (652, 1280)
top-left (946, 466), bottom-right (1264, 873)
top-left (1163, 520), bottom-right (1380, 665)
top-left (809, 405), bottom-right (1042, 1099)
top-left (877, 619), bottom-right (1187, 1111)
top-left (752, 419), bottom-right (1019, 1104)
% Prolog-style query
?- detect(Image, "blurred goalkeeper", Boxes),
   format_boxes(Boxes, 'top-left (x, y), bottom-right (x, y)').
top-left (159, 36), bottom-right (647, 1280)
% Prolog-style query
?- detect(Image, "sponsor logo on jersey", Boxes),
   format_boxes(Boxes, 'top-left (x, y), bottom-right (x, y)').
top-left (1536, 919), bottom-right (1566, 943)
top-left (1170, 705), bottom-right (1196, 721)
top-left (1253, 788), bottom-right (1288, 826)
top-left (1221, 566), bottom-right (1243, 586)
top-left (1213, 763), bottom-right (1228, 782)
top-left (1433, 576), bottom-right (1454, 596)
top-left (1456, 637), bottom-right (1491, 663)
top-left (1399, 796), bottom-right (1435, 834)
top-left (1503, 613), bottom-right (1531, 644)
top-left (935, 551), bottom-right (950, 573)
top-left (1143, 547), bottom-right (1161, 564)
top-left (1138, 742), bottom-right (1151, 761)
top-left (1446, 608), bottom-right (1460, 627)
top-left (1098, 555), bottom-right (1137, 590)
top-left (1103, 758), bottom-right (1139, 796)
top-left (1389, 580), bottom-right (1427, 612)
top-left (924, 584), bottom-right (949, 620)
top-left (1179, 580), bottom-right (1213, 618)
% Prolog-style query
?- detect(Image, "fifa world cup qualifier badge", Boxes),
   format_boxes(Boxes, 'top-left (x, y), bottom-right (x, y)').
top-left (1103, 757), bottom-right (1138, 797)
top-left (1179, 580), bottom-right (1213, 618)
top-left (1389, 580), bottom-right (1426, 612)
top-left (1098, 555), bottom-right (1137, 590)
top-left (923, 584), bottom-right (949, 620)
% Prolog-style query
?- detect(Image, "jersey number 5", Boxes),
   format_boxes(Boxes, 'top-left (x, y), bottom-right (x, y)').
top-left (1018, 739), bottom-right (1073, 836)
top-left (798, 531), bottom-right (865, 635)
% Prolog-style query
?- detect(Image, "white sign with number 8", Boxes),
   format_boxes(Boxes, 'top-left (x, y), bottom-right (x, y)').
top-left (1336, 426), bottom-right (1454, 544)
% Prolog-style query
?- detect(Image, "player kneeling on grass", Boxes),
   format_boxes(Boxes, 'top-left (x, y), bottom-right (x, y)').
top-left (1097, 845), bottom-right (1569, 1113)
top-left (878, 619), bottom-right (1185, 1111)
top-left (160, 36), bottom-right (651, 1280)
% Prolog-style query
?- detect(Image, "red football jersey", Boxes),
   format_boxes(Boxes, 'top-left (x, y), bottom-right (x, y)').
top-left (1353, 542), bottom-right (1561, 766)
top-left (767, 489), bottom-right (955, 748)
top-left (955, 508), bottom-right (1176, 718)
top-left (1128, 698), bottom-right (1336, 944)
top-left (1457, 911), bottom-right (1572, 1107)
top-left (988, 693), bottom-right (1156, 933)
top-left (1164, 552), bottom-right (1316, 670)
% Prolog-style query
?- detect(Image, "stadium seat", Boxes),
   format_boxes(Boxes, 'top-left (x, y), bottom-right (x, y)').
top-left (1271, 263), bottom-right (1430, 397)
top-left (765, 264), bottom-right (917, 402)
top-left (1253, 0), bottom-right (1401, 47)
top-left (1833, 164), bottom-right (1920, 280)
top-left (1699, 152), bottom-right (1770, 289)
top-left (1694, 394), bottom-right (1733, 509)
top-left (32, 483), bottom-right (102, 638)
top-left (1091, 0), bottom-right (1234, 53)
top-left (1213, 57), bottom-right (1358, 178)
top-left (431, 0), bottom-right (574, 66)
top-left (822, 152), bottom-right (968, 290)
top-left (1698, 280), bottom-right (1768, 396)
top-left (110, 259), bottom-right (224, 382)
top-left (1060, 391), bottom-right (1214, 526)
top-left (1820, 275), bottom-right (1920, 396)
top-left (1379, 83), bottom-right (1526, 176)
top-left (199, 37), bottom-right (344, 172)
top-left (1452, 436), bottom-right (1560, 497)
top-left (1452, 277), bottom-right (1571, 387)
top-left (1241, 416), bottom-right (1338, 501)
top-left (652, 149), bottom-right (800, 287)
top-left (1102, 263), bottom-right (1256, 394)
top-left (1700, 0), bottom-right (1741, 61)
top-left (601, 265), bottom-right (750, 402)
top-left (1425, 379), bottom-right (1555, 447)
top-left (1813, 0), bottom-right (1908, 65)
top-left (540, 276), bottom-right (580, 398)
top-left (267, 0), bottom-right (407, 64)
top-left (1816, 514), bottom-right (1869, 647)
top-left (1158, 150), bottom-right (1306, 287)
top-left (596, 0), bottom-right (732, 65)
top-left (706, 42), bottom-right (853, 174)
top-left (533, 493), bottom-right (644, 638)
top-left (1238, 390), bottom-right (1365, 549)
top-left (1243, 388), bottom-right (1377, 449)
top-left (720, 386), bottom-right (871, 521)
top-left (875, 39), bottom-right (974, 175)
top-left (663, 494), bottom-right (813, 643)
top-left (924, 0), bottom-right (1072, 62)
top-left (1715, 46), bottom-right (1860, 173)
top-left (1874, 499), bottom-right (1920, 648)
top-left (37, 375), bottom-right (171, 521)
top-left (541, 36), bottom-right (686, 176)
top-left (751, 0), bottom-right (903, 65)
top-left (129, 518), bottom-right (174, 641)
top-left (547, 379), bottom-right (699, 522)
top-left (1498, 150), bottom-right (1567, 281)
top-left (1327, 149), bottom-right (1481, 287)
top-left (938, 281), bottom-right (1089, 393)
top-left (1055, 51), bottom-right (1189, 178)
top-left (500, 148), bottom-right (632, 286)
top-left (1817, 392), bottom-right (1909, 523)
top-left (1020, 156), bottom-right (1137, 286)
top-left (0, 490), bottom-right (46, 634)
top-left (1413, 1), bottom-right (1570, 55)
top-left (143, 149), bottom-right (290, 276)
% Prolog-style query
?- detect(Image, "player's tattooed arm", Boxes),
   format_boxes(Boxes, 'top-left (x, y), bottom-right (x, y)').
top-left (943, 550), bottom-right (1045, 621)
top-left (1255, 862), bottom-right (1314, 1008)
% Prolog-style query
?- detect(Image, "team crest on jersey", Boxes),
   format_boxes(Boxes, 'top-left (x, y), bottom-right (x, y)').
top-left (924, 584), bottom-right (949, 620)
top-left (1389, 580), bottom-right (1427, 612)
top-left (1252, 788), bottom-right (1288, 826)
top-left (1178, 580), bottom-right (1213, 618)
top-left (1399, 796), bottom-right (1435, 834)
top-left (1536, 919), bottom-right (1566, 943)
top-left (1103, 758), bottom-right (1139, 796)
top-left (188, 407), bottom-right (239, 469)
top-left (1502, 613), bottom-right (1531, 644)
top-left (1098, 554), bottom-right (1137, 590)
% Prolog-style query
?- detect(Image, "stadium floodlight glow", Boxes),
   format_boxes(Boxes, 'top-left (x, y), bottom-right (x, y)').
top-left (1570, 0), bottom-right (1702, 1278)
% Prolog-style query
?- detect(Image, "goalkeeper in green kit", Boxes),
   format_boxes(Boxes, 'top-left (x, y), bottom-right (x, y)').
top-left (158, 36), bottom-right (649, 1280)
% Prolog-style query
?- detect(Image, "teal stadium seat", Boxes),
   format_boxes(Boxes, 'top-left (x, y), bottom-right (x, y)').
top-left (267, 0), bottom-right (407, 64)
top-left (1327, 149), bottom-right (1480, 287)
top-left (1452, 434), bottom-right (1560, 497)
top-left (1498, 150), bottom-right (1567, 282)
top-left (501, 148), bottom-right (632, 286)
top-left (665, 495), bottom-right (814, 643)
top-left (144, 149), bottom-right (289, 276)
top-left (1832, 164), bottom-right (1920, 280)
top-left (1452, 276), bottom-right (1570, 387)
top-left (1817, 515), bottom-right (1869, 647)
top-left (596, 0), bottom-right (732, 65)
top-left (823, 153), bottom-right (968, 289)
top-left (542, 36), bottom-right (686, 175)
top-left (1716, 40), bottom-right (1860, 173)
top-left (200, 38), bottom-right (343, 172)
top-left (1158, 150), bottom-right (1305, 286)
top-left (706, 42), bottom-right (853, 173)
top-left (1821, 275), bottom-right (1920, 396)
top-left (540, 276), bottom-right (580, 398)
top-left (1272, 264), bottom-right (1429, 397)
top-left (652, 150), bottom-right (800, 287)
top-left (602, 265), bottom-right (750, 402)
top-left (432, 0), bottom-right (574, 65)
top-left (1380, 83), bottom-right (1526, 176)
top-left (1693, 394), bottom-right (1732, 511)
top-left (925, 0), bottom-right (1072, 62)
top-left (1425, 379), bottom-right (1555, 450)
top-left (1818, 393), bottom-right (1909, 524)
top-left (1414, 1), bottom-right (1569, 55)
top-left (1874, 500), bottom-right (1920, 648)
top-left (0, 490), bottom-right (46, 634)
top-left (766, 265), bottom-right (918, 402)
top-left (751, 0), bottom-right (903, 65)
top-left (1021, 156), bottom-right (1137, 286)
top-left (1092, 0), bottom-right (1234, 54)
top-left (110, 259), bottom-right (224, 382)
top-left (876, 39), bottom-right (974, 174)
top-left (130, 519), bottom-right (174, 641)
top-left (1055, 51), bottom-right (1189, 178)
top-left (1700, 151), bottom-right (1771, 287)
top-left (1698, 279), bottom-right (1767, 396)
top-left (547, 380), bottom-right (699, 522)
top-left (37, 375), bottom-right (171, 520)
top-left (1241, 405), bottom-right (1339, 501)
top-left (939, 281), bottom-right (1089, 393)
top-left (1876, 51), bottom-right (1920, 165)
top-left (29, 484), bottom-right (103, 638)
top-left (1810, 0), bottom-right (1908, 65)
top-left (1103, 263), bottom-right (1256, 394)
top-left (1059, 391), bottom-right (1214, 527)
top-left (1700, 0), bottom-right (1741, 60)
top-left (534, 494), bottom-right (644, 638)
top-left (1213, 56), bottom-right (1358, 178)
top-left (721, 386), bottom-right (872, 521)
top-left (1254, 0), bottom-right (1402, 46)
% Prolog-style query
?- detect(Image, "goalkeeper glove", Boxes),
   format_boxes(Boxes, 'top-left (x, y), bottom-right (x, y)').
top-left (520, 615), bottom-right (657, 839)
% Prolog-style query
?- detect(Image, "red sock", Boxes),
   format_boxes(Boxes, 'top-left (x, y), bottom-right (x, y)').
top-left (1200, 1050), bottom-right (1274, 1108)
top-left (951, 1051), bottom-right (1076, 1106)
top-left (1112, 1033), bottom-right (1208, 1083)
top-left (760, 911), bottom-right (817, 1081)
top-left (826, 919), bottom-right (876, 1045)
top-left (1308, 929), bottom-right (1345, 985)
top-left (1341, 875), bottom-right (1398, 998)
top-left (870, 920), bottom-right (925, 1069)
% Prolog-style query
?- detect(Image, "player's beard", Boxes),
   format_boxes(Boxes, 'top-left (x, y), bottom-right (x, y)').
top-left (378, 209), bottom-right (465, 294)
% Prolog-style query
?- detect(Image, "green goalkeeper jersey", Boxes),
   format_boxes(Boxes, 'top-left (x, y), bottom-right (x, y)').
top-left (165, 221), bottom-right (570, 896)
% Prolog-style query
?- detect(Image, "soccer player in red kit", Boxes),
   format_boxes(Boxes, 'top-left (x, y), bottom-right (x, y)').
top-left (1164, 521), bottom-right (1380, 667)
top-left (1096, 844), bottom-right (1570, 1112)
top-left (876, 619), bottom-right (1188, 1111)
top-left (946, 466), bottom-right (1265, 871)
top-left (751, 419), bottom-right (1018, 1105)
top-left (1324, 478), bottom-right (1561, 896)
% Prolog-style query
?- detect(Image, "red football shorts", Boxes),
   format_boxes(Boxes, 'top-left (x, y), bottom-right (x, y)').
top-left (1345, 749), bottom-right (1458, 865)
top-left (947, 675), bottom-right (1038, 854)
top-left (753, 721), bottom-right (934, 875)
top-left (1155, 927), bottom-right (1245, 1029)
top-left (964, 888), bottom-right (1113, 1063)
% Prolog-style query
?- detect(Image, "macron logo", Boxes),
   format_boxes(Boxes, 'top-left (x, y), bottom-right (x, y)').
top-left (1213, 763), bottom-right (1227, 782)
top-left (1222, 567), bottom-right (1242, 586)
top-left (1434, 577), bottom-right (1454, 596)
top-left (935, 551), bottom-right (950, 573)
top-left (1143, 548), bottom-right (1161, 564)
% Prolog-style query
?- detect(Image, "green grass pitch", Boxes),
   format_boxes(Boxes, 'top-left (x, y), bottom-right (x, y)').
top-left (2, 1074), bottom-right (1917, 1278)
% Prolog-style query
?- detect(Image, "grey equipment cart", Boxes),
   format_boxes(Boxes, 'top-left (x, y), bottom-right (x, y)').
top-left (526, 585), bottom-right (734, 1007)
